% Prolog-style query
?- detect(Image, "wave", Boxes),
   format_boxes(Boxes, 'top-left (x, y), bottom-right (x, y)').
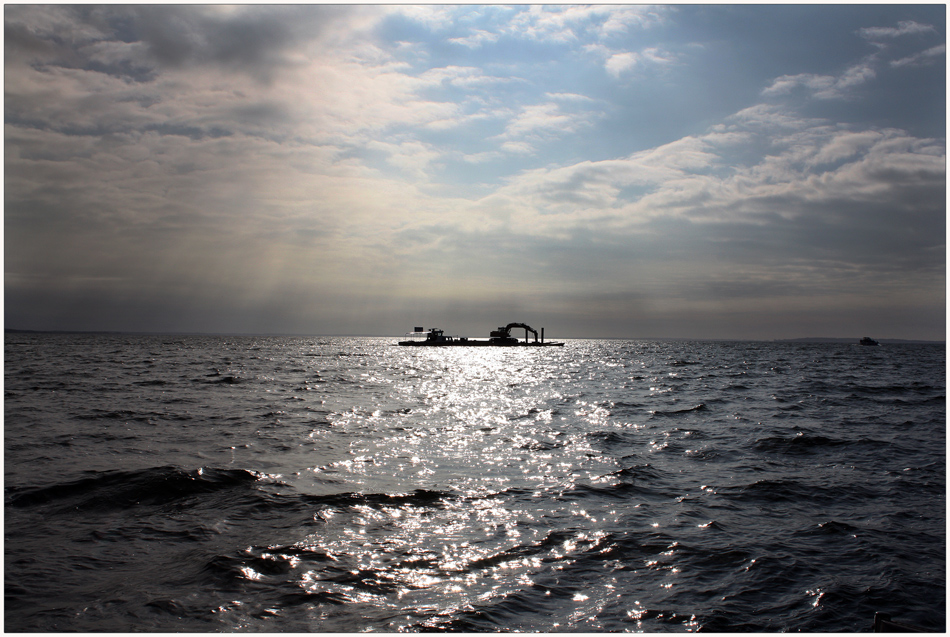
top-left (586, 430), bottom-right (636, 446)
top-left (716, 478), bottom-right (882, 506)
top-left (609, 462), bottom-right (664, 482)
top-left (6, 465), bottom-right (261, 511)
top-left (73, 409), bottom-right (194, 423)
top-left (650, 403), bottom-right (707, 417)
top-left (199, 375), bottom-right (245, 385)
top-left (5, 466), bottom-right (460, 519)
top-left (793, 520), bottom-right (860, 537)
top-left (753, 432), bottom-right (885, 455)
top-left (298, 488), bottom-right (451, 510)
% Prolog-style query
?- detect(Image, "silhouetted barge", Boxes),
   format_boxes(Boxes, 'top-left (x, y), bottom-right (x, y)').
top-left (399, 323), bottom-right (564, 347)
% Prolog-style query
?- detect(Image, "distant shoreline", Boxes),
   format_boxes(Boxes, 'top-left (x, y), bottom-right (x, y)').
top-left (4, 328), bottom-right (944, 345)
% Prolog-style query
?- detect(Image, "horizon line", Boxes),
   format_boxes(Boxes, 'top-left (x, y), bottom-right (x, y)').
top-left (4, 328), bottom-right (944, 345)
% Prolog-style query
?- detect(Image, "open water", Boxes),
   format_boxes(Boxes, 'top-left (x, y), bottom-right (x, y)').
top-left (4, 333), bottom-right (945, 632)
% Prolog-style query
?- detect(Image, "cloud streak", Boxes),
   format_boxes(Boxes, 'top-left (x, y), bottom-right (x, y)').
top-left (858, 20), bottom-right (937, 40)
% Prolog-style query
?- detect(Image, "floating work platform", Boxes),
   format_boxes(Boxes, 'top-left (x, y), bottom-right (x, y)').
top-left (398, 323), bottom-right (564, 347)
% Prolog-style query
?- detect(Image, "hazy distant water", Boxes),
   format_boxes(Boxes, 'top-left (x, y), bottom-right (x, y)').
top-left (5, 334), bottom-right (945, 632)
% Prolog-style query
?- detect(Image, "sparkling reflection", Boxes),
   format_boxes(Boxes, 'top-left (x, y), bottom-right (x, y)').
top-left (203, 338), bottom-right (930, 631)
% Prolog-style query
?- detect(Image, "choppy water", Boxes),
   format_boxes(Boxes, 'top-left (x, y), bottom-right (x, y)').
top-left (4, 333), bottom-right (945, 632)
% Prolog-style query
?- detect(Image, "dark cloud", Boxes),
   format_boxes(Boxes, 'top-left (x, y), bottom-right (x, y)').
top-left (132, 6), bottom-right (294, 79)
top-left (5, 5), bottom-right (360, 83)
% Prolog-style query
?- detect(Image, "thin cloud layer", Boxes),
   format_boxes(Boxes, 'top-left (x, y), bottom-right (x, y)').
top-left (5, 5), bottom-right (945, 339)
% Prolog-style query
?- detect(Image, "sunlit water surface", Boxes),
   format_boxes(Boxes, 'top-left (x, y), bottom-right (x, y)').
top-left (5, 334), bottom-right (945, 631)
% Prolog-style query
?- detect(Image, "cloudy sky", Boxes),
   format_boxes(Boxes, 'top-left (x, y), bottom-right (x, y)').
top-left (5, 4), bottom-right (946, 339)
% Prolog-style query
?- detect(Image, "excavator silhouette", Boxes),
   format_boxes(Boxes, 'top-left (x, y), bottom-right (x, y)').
top-left (490, 322), bottom-right (542, 344)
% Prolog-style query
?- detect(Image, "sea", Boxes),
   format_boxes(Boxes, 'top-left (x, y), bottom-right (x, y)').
top-left (4, 333), bottom-right (945, 632)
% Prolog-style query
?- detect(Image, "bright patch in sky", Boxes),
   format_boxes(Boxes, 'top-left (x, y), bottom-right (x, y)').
top-left (4, 5), bottom-right (945, 339)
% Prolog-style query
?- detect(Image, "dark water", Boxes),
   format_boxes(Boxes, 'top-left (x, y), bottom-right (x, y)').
top-left (4, 334), bottom-right (945, 632)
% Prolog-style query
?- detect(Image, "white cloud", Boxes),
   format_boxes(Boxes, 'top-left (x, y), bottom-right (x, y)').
top-left (500, 140), bottom-right (535, 155)
top-left (891, 44), bottom-right (946, 68)
top-left (494, 101), bottom-right (598, 154)
top-left (448, 29), bottom-right (499, 49)
top-left (367, 139), bottom-right (442, 179)
top-left (858, 20), bottom-right (936, 40)
top-left (390, 5), bottom-right (456, 31)
top-left (605, 51), bottom-right (640, 77)
top-left (418, 65), bottom-right (519, 90)
top-left (500, 5), bottom-right (669, 45)
top-left (762, 62), bottom-right (875, 99)
top-left (461, 150), bottom-right (504, 164)
top-left (808, 131), bottom-right (883, 166)
top-left (586, 43), bottom-right (675, 78)
top-left (505, 5), bottom-right (582, 44)
top-left (729, 103), bottom-right (825, 132)
top-left (476, 104), bottom-right (943, 240)
top-left (545, 92), bottom-right (594, 103)
top-left (639, 47), bottom-right (674, 64)
top-left (762, 73), bottom-right (833, 96)
top-left (596, 6), bottom-right (669, 38)
top-left (834, 63), bottom-right (875, 90)
top-left (484, 135), bottom-right (721, 225)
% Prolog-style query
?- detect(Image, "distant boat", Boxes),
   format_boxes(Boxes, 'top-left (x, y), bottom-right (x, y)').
top-left (398, 323), bottom-right (564, 347)
top-left (859, 337), bottom-right (880, 346)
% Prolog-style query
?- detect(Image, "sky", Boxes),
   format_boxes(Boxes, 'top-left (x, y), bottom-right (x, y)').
top-left (4, 4), bottom-right (946, 340)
